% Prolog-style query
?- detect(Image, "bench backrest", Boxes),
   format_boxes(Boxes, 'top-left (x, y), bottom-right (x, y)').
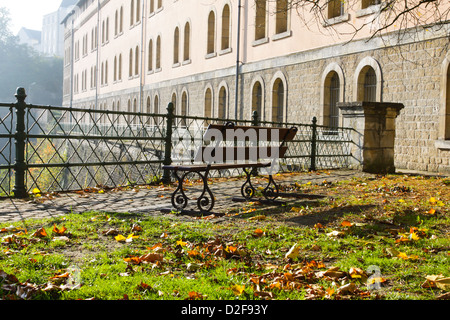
top-left (194, 122), bottom-right (298, 164)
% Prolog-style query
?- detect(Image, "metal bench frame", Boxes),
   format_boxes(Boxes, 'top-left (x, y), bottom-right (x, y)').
top-left (163, 122), bottom-right (298, 213)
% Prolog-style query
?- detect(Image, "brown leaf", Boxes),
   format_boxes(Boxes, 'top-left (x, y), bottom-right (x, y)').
top-left (52, 224), bottom-right (67, 236)
top-left (32, 228), bottom-right (48, 238)
top-left (139, 252), bottom-right (164, 263)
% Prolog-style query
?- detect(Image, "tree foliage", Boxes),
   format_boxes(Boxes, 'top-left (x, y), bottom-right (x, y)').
top-left (0, 7), bottom-right (63, 105)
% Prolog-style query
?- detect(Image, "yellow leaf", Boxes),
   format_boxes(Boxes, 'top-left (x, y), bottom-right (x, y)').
top-left (231, 284), bottom-right (245, 296)
top-left (32, 188), bottom-right (41, 194)
top-left (115, 234), bottom-right (127, 242)
top-left (398, 252), bottom-right (409, 259)
top-left (176, 239), bottom-right (188, 246)
top-left (429, 197), bottom-right (437, 204)
top-left (398, 199), bottom-right (405, 203)
top-left (409, 232), bottom-right (420, 241)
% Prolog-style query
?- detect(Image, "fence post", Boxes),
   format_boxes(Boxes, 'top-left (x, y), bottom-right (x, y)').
top-left (162, 103), bottom-right (174, 183)
top-left (13, 87), bottom-right (28, 198)
top-left (309, 117), bottom-right (317, 172)
top-left (251, 110), bottom-right (259, 126)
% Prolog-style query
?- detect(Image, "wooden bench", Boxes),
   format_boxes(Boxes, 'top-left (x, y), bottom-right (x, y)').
top-left (162, 122), bottom-right (298, 213)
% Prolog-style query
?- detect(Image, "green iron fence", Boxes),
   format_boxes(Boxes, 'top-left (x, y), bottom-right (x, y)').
top-left (0, 87), bottom-right (354, 198)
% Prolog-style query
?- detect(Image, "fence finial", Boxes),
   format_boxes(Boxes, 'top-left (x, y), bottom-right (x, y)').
top-left (15, 87), bottom-right (27, 100)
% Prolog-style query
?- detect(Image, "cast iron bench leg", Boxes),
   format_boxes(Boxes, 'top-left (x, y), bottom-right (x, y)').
top-left (171, 170), bottom-right (189, 211)
top-left (262, 174), bottom-right (280, 201)
top-left (196, 168), bottom-right (215, 213)
top-left (170, 169), bottom-right (215, 213)
top-left (241, 167), bottom-right (256, 200)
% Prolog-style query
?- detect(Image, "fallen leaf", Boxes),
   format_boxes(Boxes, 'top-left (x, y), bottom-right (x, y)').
top-left (115, 234), bottom-right (127, 242)
top-left (254, 228), bottom-right (264, 237)
top-left (248, 215), bottom-right (266, 221)
top-left (32, 228), bottom-right (48, 238)
top-left (52, 224), bottom-right (67, 236)
top-left (326, 230), bottom-right (345, 238)
top-left (341, 220), bottom-right (353, 227)
top-left (140, 252), bottom-right (164, 263)
top-left (424, 275), bottom-right (450, 291)
top-left (285, 243), bottom-right (300, 260)
top-left (231, 284), bottom-right (245, 296)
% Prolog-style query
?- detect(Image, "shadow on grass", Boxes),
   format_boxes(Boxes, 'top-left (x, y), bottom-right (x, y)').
top-left (285, 204), bottom-right (377, 227)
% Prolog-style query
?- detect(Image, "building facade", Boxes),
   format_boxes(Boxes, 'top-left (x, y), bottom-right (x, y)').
top-left (62, 0), bottom-right (450, 173)
top-left (41, 0), bottom-right (77, 57)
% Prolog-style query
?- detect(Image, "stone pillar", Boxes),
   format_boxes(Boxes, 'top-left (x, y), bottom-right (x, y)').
top-left (338, 101), bottom-right (404, 174)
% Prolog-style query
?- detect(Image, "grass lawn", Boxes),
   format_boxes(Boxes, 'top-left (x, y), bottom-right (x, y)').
top-left (0, 172), bottom-right (449, 301)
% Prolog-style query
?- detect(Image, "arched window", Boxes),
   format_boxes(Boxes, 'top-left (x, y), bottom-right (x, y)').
top-left (129, 48), bottom-right (133, 77)
top-left (120, 7), bottom-right (124, 33)
top-left (207, 11), bottom-right (215, 55)
top-left (102, 21), bottom-right (105, 44)
top-left (252, 81), bottom-right (263, 117)
top-left (105, 60), bottom-right (108, 84)
top-left (218, 86), bottom-right (227, 119)
top-left (272, 79), bottom-right (284, 123)
top-left (154, 95), bottom-right (159, 115)
top-left (328, 0), bottom-right (344, 19)
top-left (324, 72), bottom-right (340, 128)
top-left (157, 0), bottom-right (162, 10)
top-left (354, 57), bottom-right (382, 102)
top-left (118, 54), bottom-right (122, 80)
top-left (115, 10), bottom-right (119, 36)
top-left (362, 0), bottom-right (381, 10)
top-left (181, 91), bottom-right (188, 127)
top-left (156, 36), bottom-right (161, 69)
top-left (184, 22), bottom-right (190, 61)
top-left (205, 88), bottom-right (212, 119)
top-left (130, 0), bottom-right (135, 26)
top-left (255, 0), bottom-right (266, 41)
top-left (363, 67), bottom-right (377, 102)
top-left (101, 62), bottom-right (104, 85)
top-left (276, 0), bottom-right (288, 34)
top-left (135, 45), bottom-right (140, 76)
top-left (114, 56), bottom-right (117, 82)
top-left (174, 27), bottom-right (180, 64)
top-left (150, 0), bottom-right (154, 14)
top-left (221, 4), bottom-right (230, 50)
top-left (148, 39), bottom-right (153, 72)
top-left (106, 17), bottom-right (109, 42)
top-left (136, 0), bottom-right (141, 23)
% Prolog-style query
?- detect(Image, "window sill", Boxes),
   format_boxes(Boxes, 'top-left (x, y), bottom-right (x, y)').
top-left (182, 59), bottom-right (192, 66)
top-left (155, 68), bottom-right (162, 73)
top-left (356, 3), bottom-right (386, 18)
top-left (323, 13), bottom-right (350, 27)
top-left (205, 52), bottom-right (217, 59)
top-left (272, 30), bottom-right (292, 41)
top-left (435, 140), bottom-right (450, 150)
top-left (219, 47), bottom-right (232, 56)
top-left (252, 37), bottom-right (269, 47)
top-left (172, 62), bottom-right (181, 68)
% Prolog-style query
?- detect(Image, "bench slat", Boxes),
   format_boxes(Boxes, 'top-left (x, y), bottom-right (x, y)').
top-left (194, 146), bottom-right (288, 162)
top-left (163, 161), bottom-right (271, 172)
